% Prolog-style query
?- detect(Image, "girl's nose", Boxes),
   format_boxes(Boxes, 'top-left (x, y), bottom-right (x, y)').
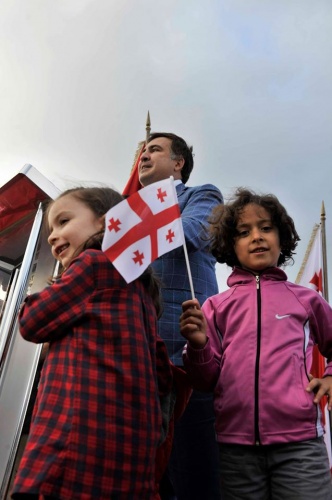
top-left (252, 228), bottom-right (263, 242)
top-left (47, 230), bottom-right (57, 246)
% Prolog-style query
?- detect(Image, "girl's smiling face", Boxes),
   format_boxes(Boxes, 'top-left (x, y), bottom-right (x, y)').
top-left (47, 194), bottom-right (104, 269)
top-left (234, 203), bottom-right (281, 273)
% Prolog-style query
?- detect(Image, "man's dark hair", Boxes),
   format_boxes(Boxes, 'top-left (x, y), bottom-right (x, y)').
top-left (147, 132), bottom-right (194, 184)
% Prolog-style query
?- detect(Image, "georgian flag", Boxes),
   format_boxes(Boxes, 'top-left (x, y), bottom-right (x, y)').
top-left (102, 177), bottom-right (184, 283)
top-left (296, 224), bottom-right (332, 468)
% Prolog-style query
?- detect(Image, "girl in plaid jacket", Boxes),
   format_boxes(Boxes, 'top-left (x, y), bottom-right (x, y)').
top-left (12, 187), bottom-right (172, 500)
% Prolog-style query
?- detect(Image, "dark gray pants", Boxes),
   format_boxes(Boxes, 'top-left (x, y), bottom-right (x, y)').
top-left (219, 437), bottom-right (332, 500)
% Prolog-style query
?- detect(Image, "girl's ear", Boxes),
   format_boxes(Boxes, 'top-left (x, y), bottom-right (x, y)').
top-left (98, 214), bottom-right (106, 231)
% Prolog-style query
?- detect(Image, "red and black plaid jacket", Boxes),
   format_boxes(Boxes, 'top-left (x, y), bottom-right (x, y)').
top-left (12, 249), bottom-right (167, 500)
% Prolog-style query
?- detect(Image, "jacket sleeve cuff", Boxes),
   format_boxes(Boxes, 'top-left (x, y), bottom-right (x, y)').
top-left (323, 366), bottom-right (332, 377)
top-left (185, 337), bottom-right (214, 364)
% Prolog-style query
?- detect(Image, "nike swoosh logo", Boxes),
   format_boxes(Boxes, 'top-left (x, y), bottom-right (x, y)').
top-left (275, 314), bottom-right (291, 320)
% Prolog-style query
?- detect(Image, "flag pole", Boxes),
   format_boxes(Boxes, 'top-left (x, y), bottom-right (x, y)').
top-left (127, 111), bottom-right (151, 175)
top-left (169, 176), bottom-right (195, 300)
top-left (182, 239), bottom-right (195, 300)
top-left (122, 112), bottom-right (151, 196)
top-left (321, 201), bottom-right (329, 302)
top-left (320, 201), bottom-right (332, 470)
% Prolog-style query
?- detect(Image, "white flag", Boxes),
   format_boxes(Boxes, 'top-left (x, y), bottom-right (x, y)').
top-left (102, 177), bottom-right (184, 283)
top-left (296, 224), bottom-right (322, 293)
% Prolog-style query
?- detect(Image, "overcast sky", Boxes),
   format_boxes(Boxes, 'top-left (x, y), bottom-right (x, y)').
top-left (0, 0), bottom-right (331, 291)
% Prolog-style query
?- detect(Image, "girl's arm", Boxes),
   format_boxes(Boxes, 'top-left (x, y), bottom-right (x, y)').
top-left (19, 251), bottom-right (95, 343)
top-left (180, 298), bottom-right (221, 391)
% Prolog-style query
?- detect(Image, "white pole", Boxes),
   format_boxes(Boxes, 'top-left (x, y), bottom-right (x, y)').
top-left (170, 176), bottom-right (195, 300)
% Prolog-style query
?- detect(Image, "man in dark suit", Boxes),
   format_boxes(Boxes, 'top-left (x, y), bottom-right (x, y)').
top-left (139, 132), bottom-right (223, 500)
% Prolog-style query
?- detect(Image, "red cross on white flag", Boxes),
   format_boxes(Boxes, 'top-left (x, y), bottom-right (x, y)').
top-left (102, 177), bottom-right (185, 283)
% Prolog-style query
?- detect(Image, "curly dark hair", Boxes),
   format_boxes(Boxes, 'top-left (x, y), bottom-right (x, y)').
top-left (208, 188), bottom-right (300, 268)
top-left (45, 186), bottom-right (163, 317)
top-left (147, 132), bottom-right (194, 184)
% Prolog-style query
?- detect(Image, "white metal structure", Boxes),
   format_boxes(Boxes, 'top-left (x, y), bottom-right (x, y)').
top-left (0, 165), bottom-right (59, 499)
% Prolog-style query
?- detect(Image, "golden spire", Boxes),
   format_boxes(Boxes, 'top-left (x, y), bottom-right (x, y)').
top-left (321, 200), bottom-right (329, 302)
top-left (146, 111), bottom-right (151, 142)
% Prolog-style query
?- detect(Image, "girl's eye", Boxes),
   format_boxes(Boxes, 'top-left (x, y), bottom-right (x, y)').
top-left (60, 218), bottom-right (69, 225)
top-left (237, 230), bottom-right (249, 237)
top-left (261, 226), bottom-right (272, 232)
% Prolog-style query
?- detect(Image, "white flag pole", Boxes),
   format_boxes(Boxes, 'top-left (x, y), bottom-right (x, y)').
top-left (182, 237), bottom-right (195, 300)
top-left (320, 201), bottom-right (332, 468)
top-left (170, 176), bottom-right (195, 300)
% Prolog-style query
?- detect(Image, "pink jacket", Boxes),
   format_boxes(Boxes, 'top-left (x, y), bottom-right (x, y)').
top-left (183, 267), bottom-right (332, 446)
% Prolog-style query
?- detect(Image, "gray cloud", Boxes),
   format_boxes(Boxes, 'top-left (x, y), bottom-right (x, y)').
top-left (0, 0), bottom-right (331, 289)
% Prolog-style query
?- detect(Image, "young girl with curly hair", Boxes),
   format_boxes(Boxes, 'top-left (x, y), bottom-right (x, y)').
top-left (180, 188), bottom-right (332, 500)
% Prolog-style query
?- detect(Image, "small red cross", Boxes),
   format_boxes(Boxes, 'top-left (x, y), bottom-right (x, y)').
top-left (108, 217), bottom-right (121, 233)
top-left (157, 188), bottom-right (167, 203)
top-left (132, 250), bottom-right (144, 266)
top-left (166, 229), bottom-right (175, 243)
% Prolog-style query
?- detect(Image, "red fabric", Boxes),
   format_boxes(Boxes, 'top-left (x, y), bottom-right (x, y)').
top-left (13, 249), bottom-right (162, 499)
top-left (171, 364), bottom-right (193, 421)
top-left (122, 143), bottom-right (145, 196)
top-left (0, 173), bottom-right (49, 232)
